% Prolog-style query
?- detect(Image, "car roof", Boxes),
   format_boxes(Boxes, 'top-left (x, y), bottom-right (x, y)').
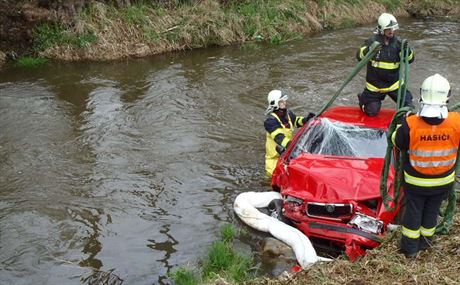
top-left (320, 106), bottom-right (395, 130)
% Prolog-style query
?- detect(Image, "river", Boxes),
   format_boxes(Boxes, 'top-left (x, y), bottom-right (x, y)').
top-left (1, 18), bottom-right (459, 285)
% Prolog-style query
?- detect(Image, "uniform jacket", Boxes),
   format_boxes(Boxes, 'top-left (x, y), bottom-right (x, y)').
top-left (394, 112), bottom-right (460, 194)
top-left (357, 34), bottom-right (414, 92)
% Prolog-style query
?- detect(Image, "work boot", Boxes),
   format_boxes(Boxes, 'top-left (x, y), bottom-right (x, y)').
top-left (419, 236), bottom-right (433, 251)
top-left (399, 248), bottom-right (418, 259)
top-left (404, 252), bottom-right (418, 259)
top-left (400, 236), bottom-right (419, 258)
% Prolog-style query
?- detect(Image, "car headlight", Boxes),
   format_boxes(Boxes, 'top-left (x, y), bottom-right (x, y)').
top-left (285, 195), bottom-right (303, 205)
top-left (348, 213), bottom-right (384, 234)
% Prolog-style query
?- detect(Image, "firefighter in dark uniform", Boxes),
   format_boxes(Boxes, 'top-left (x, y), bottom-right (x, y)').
top-left (357, 13), bottom-right (415, 117)
top-left (392, 74), bottom-right (460, 257)
top-left (264, 90), bottom-right (315, 177)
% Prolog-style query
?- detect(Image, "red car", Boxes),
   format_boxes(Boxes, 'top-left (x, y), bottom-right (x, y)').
top-left (271, 106), bottom-right (401, 261)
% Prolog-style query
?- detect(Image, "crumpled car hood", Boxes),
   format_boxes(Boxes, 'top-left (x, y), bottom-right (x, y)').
top-left (282, 154), bottom-right (392, 202)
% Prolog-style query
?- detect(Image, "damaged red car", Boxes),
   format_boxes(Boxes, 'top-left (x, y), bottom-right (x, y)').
top-left (271, 106), bottom-right (402, 261)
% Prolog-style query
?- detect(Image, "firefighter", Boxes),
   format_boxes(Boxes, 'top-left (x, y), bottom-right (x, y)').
top-left (264, 90), bottom-right (315, 177)
top-left (392, 74), bottom-right (460, 258)
top-left (357, 13), bottom-right (415, 116)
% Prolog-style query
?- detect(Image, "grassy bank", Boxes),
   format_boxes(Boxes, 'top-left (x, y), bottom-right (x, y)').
top-left (169, 211), bottom-right (460, 284)
top-left (31, 0), bottom-right (460, 61)
top-left (244, 214), bottom-right (460, 285)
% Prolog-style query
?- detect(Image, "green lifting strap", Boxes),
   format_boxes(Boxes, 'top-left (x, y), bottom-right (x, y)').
top-left (397, 39), bottom-right (410, 109)
top-left (380, 39), bottom-right (413, 212)
top-left (315, 41), bottom-right (381, 118)
top-left (380, 107), bottom-right (412, 212)
top-left (436, 101), bottom-right (460, 234)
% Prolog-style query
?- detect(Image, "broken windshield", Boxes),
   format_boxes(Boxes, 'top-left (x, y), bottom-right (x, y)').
top-left (289, 118), bottom-right (388, 159)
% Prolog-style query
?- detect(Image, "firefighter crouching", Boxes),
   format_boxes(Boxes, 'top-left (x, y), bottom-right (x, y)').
top-left (391, 74), bottom-right (460, 258)
top-left (357, 13), bottom-right (415, 117)
top-left (264, 90), bottom-right (315, 178)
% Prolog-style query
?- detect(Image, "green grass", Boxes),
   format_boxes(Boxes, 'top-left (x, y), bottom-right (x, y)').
top-left (33, 23), bottom-right (98, 51)
top-left (202, 240), bottom-right (235, 276)
top-left (225, 0), bottom-right (308, 43)
top-left (123, 5), bottom-right (150, 26)
top-left (169, 267), bottom-right (199, 285)
top-left (16, 56), bottom-right (47, 68)
top-left (221, 223), bottom-right (236, 243)
top-left (170, 224), bottom-right (254, 284)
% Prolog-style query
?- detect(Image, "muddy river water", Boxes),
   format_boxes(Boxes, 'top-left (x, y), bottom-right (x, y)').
top-left (1, 19), bottom-right (460, 284)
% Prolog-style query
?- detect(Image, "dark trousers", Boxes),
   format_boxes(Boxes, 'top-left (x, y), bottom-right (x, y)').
top-left (400, 190), bottom-right (447, 254)
top-left (358, 88), bottom-right (413, 117)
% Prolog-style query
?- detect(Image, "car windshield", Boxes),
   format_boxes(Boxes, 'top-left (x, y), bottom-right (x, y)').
top-left (289, 118), bottom-right (388, 159)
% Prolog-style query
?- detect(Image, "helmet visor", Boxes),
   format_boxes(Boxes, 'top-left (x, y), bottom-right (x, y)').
top-left (279, 95), bottom-right (288, 102)
top-left (387, 21), bottom-right (399, 31)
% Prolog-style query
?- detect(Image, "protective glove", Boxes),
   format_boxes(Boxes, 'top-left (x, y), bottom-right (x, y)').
top-left (276, 141), bottom-right (291, 155)
top-left (302, 112), bottom-right (316, 124)
top-left (276, 144), bottom-right (286, 155)
top-left (372, 41), bottom-right (382, 52)
top-left (402, 40), bottom-right (409, 50)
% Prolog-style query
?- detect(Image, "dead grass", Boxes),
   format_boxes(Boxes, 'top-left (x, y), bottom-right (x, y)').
top-left (38, 0), bottom-right (460, 61)
top-left (318, 1), bottom-right (408, 29)
top-left (406, 0), bottom-right (460, 18)
top-left (244, 213), bottom-right (460, 285)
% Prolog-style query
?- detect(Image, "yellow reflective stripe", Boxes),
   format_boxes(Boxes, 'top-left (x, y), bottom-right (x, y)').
top-left (420, 226), bottom-right (436, 237)
top-left (359, 46), bottom-right (366, 59)
top-left (270, 129), bottom-right (284, 140)
top-left (281, 137), bottom-right (290, 148)
top-left (270, 113), bottom-right (284, 126)
top-left (366, 80), bottom-right (400, 93)
top-left (370, 60), bottom-right (400, 69)
top-left (404, 171), bottom-right (455, 187)
top-left (296, 116), bottom-right (304, 127)
top-left (270, 112), bottom-right (294, 130)
top-left (402, 226), bottom-right (420, 239)
top-left (391, 124), bottom-right (401, 146)
top-left (407, 51), bottom-right (414, 61)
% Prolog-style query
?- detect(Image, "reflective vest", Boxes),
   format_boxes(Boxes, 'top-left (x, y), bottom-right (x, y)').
top-left (265, 113), bottom-right (293, 177)
top-left (404, 113), bottom-right (460, 187)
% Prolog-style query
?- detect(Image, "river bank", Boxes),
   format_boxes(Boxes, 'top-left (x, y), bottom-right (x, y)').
top-left (1, 0), bottom-right (460, 66)
top-left (245, 215), bottom-right (460, 285)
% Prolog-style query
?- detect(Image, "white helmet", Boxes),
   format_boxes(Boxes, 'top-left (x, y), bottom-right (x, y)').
top-left (267, 89), bottom-right (288, 109)
top-left (377, 13), bottom-right (399, 33)
top-left (419, 74), bottom-right (450, 118)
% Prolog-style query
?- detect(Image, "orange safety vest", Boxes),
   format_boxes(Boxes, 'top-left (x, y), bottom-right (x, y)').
top-left (407, 112), bottom-right (460, 176)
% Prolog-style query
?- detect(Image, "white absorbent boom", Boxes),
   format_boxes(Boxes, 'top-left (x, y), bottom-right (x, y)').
top-left (233, 191), bottom-right (331, 268)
